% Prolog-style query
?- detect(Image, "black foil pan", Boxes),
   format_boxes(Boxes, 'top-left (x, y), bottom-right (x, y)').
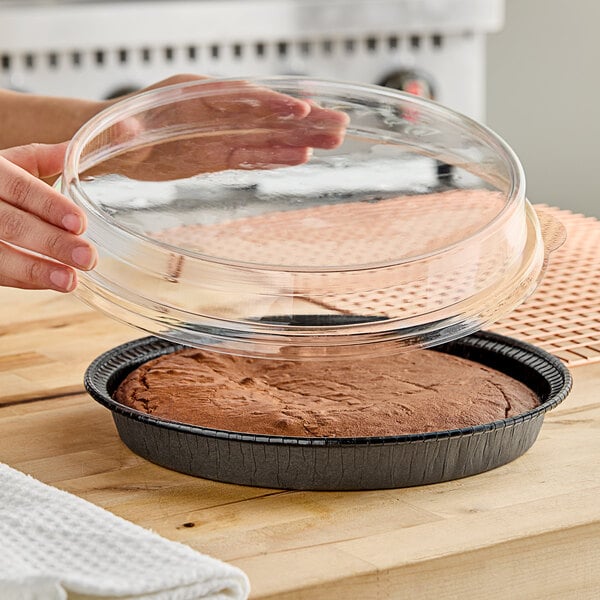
top-left (85, 331), bottom-right (572, 490)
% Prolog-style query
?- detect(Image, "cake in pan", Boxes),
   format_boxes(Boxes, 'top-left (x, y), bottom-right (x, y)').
top-left (114, 347), bottom-right (539, 437)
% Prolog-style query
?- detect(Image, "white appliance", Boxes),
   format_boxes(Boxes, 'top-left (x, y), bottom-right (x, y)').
top-left (0, 0), bottom-right (503, 120)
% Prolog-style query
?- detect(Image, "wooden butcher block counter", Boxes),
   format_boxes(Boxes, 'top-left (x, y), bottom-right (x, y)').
top-left (0, 285), bottom-right (599, 600)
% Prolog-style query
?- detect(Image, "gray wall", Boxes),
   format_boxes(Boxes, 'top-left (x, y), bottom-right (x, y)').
top-left (487, 0), bottom-right (599, 216)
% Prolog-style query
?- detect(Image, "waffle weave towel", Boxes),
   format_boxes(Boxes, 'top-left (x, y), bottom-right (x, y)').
top-left (0, 462), bottom-right (250, 600)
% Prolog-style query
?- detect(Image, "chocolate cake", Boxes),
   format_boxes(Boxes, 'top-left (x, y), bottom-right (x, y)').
top-left (114, 348), bottom-right (539, 437)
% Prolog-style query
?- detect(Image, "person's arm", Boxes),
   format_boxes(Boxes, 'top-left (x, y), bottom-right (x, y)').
top-left (0, 75), bottom-right (206, 149)
top-left (0, 90), bottom-right (107, 149)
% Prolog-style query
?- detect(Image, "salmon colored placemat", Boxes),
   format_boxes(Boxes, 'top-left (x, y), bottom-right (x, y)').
top-left (491, 205), bottom-right (600, 367)
top-left (157, 199), bottom-right (599, 366)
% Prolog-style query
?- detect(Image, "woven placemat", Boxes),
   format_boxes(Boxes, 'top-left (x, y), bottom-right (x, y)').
top-left (155, 199), bottom-right (599, 366)
top-left (154, 189), bottom-right (508, 320)
top-left (491, 205), bottom-right (600, 367)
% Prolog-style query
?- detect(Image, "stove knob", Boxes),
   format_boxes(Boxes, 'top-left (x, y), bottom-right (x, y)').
top-left (379, 70), bottom-right (452, 184)
top-left (379, 69), bottom-right (436, 100)
top-left (104, 84), bottom-right (142, 100)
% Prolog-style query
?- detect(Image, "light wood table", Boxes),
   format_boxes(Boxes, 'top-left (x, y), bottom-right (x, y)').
top-left (0, 286), bottom-right (599, 599)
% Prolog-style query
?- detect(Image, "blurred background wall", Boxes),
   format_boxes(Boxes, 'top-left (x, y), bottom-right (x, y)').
top-left (487, 0), bottom-right (599, 216)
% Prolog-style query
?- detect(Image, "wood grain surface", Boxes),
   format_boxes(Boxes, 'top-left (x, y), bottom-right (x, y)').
top-left (0, 283), bottom-right (599, 598)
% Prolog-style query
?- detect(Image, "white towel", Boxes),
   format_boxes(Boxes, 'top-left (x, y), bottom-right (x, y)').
top-left (0, 463), bottom-right (250, 600)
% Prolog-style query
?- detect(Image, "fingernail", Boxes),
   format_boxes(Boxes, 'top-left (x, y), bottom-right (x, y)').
top-left (310, 133), bottom-right (345, 149)
top-left (276, 99), bottom-right (311, 119)
top-left (62, 213), bottom-right (83, 234)
top-left (50, 269), bottom-right (74, 292)
top-left (72, 246), bottom-right (95, 269)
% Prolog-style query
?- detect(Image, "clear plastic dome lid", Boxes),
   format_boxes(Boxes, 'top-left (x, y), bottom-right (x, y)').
top-left (61, 77), bottom-right (563, 359)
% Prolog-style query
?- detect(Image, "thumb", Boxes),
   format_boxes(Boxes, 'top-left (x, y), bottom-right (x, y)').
top-left (0, 142), bottom-right (68, 179)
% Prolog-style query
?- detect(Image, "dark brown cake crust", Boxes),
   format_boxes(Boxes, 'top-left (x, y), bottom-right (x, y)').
top-left (113, 348), bottom-right (539, 437)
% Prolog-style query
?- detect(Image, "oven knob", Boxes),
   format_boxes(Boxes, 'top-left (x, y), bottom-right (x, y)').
top-left (104, 84), bottom-right (142, 100)
top-left (379, 69), bottom-right (435, 100)
top-left (379, 70), bottom-right (452, 184)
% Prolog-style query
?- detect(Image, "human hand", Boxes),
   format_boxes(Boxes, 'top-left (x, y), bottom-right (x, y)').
top-left (0, 143), bottom-right (97, 292)
top-left (83, 77), bottom-right (349, 181)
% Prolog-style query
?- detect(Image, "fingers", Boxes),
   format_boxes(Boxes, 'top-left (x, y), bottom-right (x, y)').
top-left (102, 102), bottom-right (348, 180)
top-left (301, 102), bottom-right (350, 149)
top-left (148, 82), bottom-right (313, 133)
top-left (0, 142), bottom-right (97, 292)
top-left (101, 141), bottom-right (312, 180)
top-left (0, 241), bottom-right (77, 292)
top-left (0, 200), bottom-right (97, 272)
top-left (103, 74), bottom-right (211, 105)
top-left (163, 140), bottom-right (312, 174)
top-left (179, 95), bottom-right (348, 151)
top-left (0, 145), bottom-right (87, 235)
top-left (230, 146), bottom-right (311, 170)
top-left (198, 83), bottom-right (312, 119)
top-left (0, 142), bottom-right (68, 178)
top-left (82, 86), bottom-right (350, 181)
